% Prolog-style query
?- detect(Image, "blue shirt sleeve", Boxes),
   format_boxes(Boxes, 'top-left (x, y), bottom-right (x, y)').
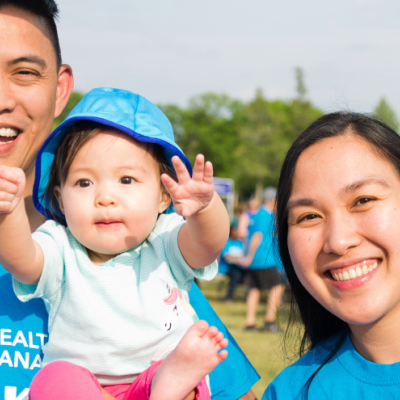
top-left (189, 282), bottom-right (260, 399)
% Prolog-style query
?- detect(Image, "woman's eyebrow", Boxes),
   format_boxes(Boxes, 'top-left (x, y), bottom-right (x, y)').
top-left (286, 177), bottom-right (390, 211)
top-left (286, 198), bottom-right (314, 211)
top-left (342, 177), bottom-right (391, 194)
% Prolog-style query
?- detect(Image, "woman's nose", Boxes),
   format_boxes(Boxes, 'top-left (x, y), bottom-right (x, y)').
top-left (322, 214), bottom-right (362, 255)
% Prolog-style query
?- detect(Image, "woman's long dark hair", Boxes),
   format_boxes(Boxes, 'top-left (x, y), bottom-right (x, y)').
top-left (275, 112), bottom-right (400, 395)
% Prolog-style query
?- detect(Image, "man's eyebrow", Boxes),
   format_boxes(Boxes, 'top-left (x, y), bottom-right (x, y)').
top-left (342, 177), bottom-right (391, 194)
top-left (8, 56), bottom-right (47, 69)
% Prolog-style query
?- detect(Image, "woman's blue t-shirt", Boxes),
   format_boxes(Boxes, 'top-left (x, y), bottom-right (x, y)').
top-left (0, 266), bottom-right (259, 400)
top-left (263, 331), bottom-right (400, 399)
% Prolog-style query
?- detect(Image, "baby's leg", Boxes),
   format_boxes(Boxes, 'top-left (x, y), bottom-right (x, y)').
top-left (30, 361), bottom-right (104, 400)
top-left (150, 320), bottom-right (228, 400)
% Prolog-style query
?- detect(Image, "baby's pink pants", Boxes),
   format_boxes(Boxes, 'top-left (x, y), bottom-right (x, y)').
top-left (29, 360), bottom-right (210, 400)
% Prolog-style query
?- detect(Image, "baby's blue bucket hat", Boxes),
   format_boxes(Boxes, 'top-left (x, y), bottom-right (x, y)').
top-left (33, 87), bottom-right (191, 219)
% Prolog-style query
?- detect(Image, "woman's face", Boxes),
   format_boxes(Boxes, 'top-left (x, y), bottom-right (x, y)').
top-left (287, 134), bottom-right (400, 327)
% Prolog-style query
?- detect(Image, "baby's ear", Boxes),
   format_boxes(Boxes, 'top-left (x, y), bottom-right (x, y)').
top-left (159, 190), bottom-right (171, 214)
top-left (54, 186), bottom-right (65, 214)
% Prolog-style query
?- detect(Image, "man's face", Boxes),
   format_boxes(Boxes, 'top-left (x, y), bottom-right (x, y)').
top-left (0, 6), bottom-right (72, 184)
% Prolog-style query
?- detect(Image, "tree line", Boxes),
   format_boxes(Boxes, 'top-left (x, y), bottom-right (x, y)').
top-left (53, 68), bottom-right (399, 200)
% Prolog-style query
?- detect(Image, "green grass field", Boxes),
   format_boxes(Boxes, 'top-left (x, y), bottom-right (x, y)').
top-left (200, 279), bottom-right (299, 399)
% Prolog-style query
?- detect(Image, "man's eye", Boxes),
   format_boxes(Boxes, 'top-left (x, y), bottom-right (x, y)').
top-left (76, 179), bottom-right (92, 188)
top-left (16, 69), bottom-right (40, 77)
top-left (119, 177), bottom-right (135, 185)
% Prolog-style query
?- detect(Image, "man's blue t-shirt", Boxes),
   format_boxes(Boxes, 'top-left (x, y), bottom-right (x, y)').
top-left (0, 266), bottom-right (259, 400)
top-left (263, 331), bottom-right (400, 399)
top-left (0, 267), bottom-right (47, 400)
top-left (247, 207), bottom-right (278, 270)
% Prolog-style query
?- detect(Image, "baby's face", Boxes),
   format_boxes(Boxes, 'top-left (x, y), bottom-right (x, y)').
top-left (56, 130), bottom-right (170, 264)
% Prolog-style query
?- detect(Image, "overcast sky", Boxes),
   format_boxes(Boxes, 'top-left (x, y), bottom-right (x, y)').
top-left (57, 0), bottom-right (400, 115)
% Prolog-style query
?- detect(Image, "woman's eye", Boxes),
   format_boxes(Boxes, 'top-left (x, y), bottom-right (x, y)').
top-left (298, 214), bottom-right (319, 223)
top-left (120, 177), bottom-right (135, 185)
top-left (76, 179), bottom-right (92, 188)
top-left (355, 197), bottom-right (375, 206)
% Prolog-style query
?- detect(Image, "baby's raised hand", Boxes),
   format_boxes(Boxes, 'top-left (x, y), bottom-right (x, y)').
top-left (161, 155), bottom-right (214, 218)
top-left (0, 166), bottom-right (25, 214)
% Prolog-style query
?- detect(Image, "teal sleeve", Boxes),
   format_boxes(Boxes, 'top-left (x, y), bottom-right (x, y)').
top-left (189, 282), bottom-right (260, 399)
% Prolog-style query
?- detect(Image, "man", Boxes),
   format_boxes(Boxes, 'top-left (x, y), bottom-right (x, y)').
top-left (241, 189), bottom-right (285, 332)
top-left (0, 1), bottom-right (258, 399)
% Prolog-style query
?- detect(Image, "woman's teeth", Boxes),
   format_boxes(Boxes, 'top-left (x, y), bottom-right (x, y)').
top-left (0, 128), bottom-right (18, 144)
top-left (331, 262), bottom-right (378, 282)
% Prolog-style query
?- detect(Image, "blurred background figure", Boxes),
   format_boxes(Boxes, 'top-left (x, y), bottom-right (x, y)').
top-left (241, 188), bottom-right (285, 332)
top-left (219, 220), bottom-right (246, 302)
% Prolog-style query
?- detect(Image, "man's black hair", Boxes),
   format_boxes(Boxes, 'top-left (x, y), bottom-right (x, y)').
top-left (0, 0), bottom-right (62, 68)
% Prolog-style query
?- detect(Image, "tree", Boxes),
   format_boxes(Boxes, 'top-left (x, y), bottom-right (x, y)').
top-left (160, 70), bottom-right (323, 199)
top-left (374, 97), bottom-right (399, 132)
top-left (53, 91), bottom-right (85, 128)
top-left (160, 93), bottom-right (242, 180)
top-left (295, 67), bottom-right (306, 100)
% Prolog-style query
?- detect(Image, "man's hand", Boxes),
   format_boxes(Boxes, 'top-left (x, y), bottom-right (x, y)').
top-left (161, 154), bottom-right (214, 218)
top-left (0, 166), bottom-right (25, 214)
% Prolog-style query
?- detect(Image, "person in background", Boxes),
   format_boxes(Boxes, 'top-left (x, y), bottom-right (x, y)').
top-left (219, 220), bottom-right (245, 302)
top-left (0, 1), bottom-right (259, 399)
top-left (241, 189), bottom-right (285, 332)
top-left (236, 203), bottom-right (250, 242)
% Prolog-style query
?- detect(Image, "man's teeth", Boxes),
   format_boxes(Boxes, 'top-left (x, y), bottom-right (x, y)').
top-left (0, 128), bottom-right (18, 137)
top-left (332, 262), bottom-right (378, 282)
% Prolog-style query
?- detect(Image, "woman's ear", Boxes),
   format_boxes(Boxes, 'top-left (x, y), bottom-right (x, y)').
top-left (54, 186), bottom-right (65, 214)
top-left (159, 191), bottom-right (172, 214)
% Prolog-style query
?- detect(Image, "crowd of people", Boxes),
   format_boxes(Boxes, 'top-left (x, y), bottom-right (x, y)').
top-left (2, 1), bottom-right (400, 400)
top-left (218, 190), bottom-right (286, 332)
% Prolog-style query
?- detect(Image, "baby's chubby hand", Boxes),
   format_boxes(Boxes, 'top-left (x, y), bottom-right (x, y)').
top-left (161, 154), bottom-right (215, 218)
top-left (0, 166), bottom-right (25, 214)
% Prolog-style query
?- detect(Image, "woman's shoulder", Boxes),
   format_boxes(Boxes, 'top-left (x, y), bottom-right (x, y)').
top-left (262, 333), bottom-right (344, 400)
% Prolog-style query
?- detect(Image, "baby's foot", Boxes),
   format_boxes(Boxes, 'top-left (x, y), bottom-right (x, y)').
top-left (150, 320), bottom-right (228, 400)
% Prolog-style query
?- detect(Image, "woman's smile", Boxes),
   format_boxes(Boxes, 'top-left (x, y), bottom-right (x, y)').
top-left (287, 134), bottom-right (400, 326)
top-left (328, 259), bottom-right (379, 282)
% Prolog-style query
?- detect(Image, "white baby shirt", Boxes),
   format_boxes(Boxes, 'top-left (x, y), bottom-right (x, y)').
top-left (13, 213), bottom-right (217, 384)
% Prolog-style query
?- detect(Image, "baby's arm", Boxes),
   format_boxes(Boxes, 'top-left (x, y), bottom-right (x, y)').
top-left (0, 166), bottom-right (43, 284)
top-left (161, 155), bottom-right (230, 269)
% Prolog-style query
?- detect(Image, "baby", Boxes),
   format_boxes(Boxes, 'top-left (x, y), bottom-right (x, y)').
top-left (0, 88), bottom-right (230, 400)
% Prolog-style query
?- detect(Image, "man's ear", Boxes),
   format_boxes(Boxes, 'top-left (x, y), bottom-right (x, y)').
top-left (54, 186), bottom-right (65, 214)
top-left (54, 64), bottom-right (74, 119)
top-left (158, 191), bottom-right (172, 214)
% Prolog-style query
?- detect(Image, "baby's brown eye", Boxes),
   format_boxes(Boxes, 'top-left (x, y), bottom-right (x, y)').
top-left (120, 177), bottom-right (135, 185)
top-left (77, 179), bottom-right (92, 187)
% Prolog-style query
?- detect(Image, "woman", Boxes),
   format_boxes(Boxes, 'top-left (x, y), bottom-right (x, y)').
top-left (263, 112), bottom-right (400, 399)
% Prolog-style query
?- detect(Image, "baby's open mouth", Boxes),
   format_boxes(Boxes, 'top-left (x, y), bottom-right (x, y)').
top-left (0, 128), bottom-right (19, 145)
top-left (330, 260), bottom-right (379, 282)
